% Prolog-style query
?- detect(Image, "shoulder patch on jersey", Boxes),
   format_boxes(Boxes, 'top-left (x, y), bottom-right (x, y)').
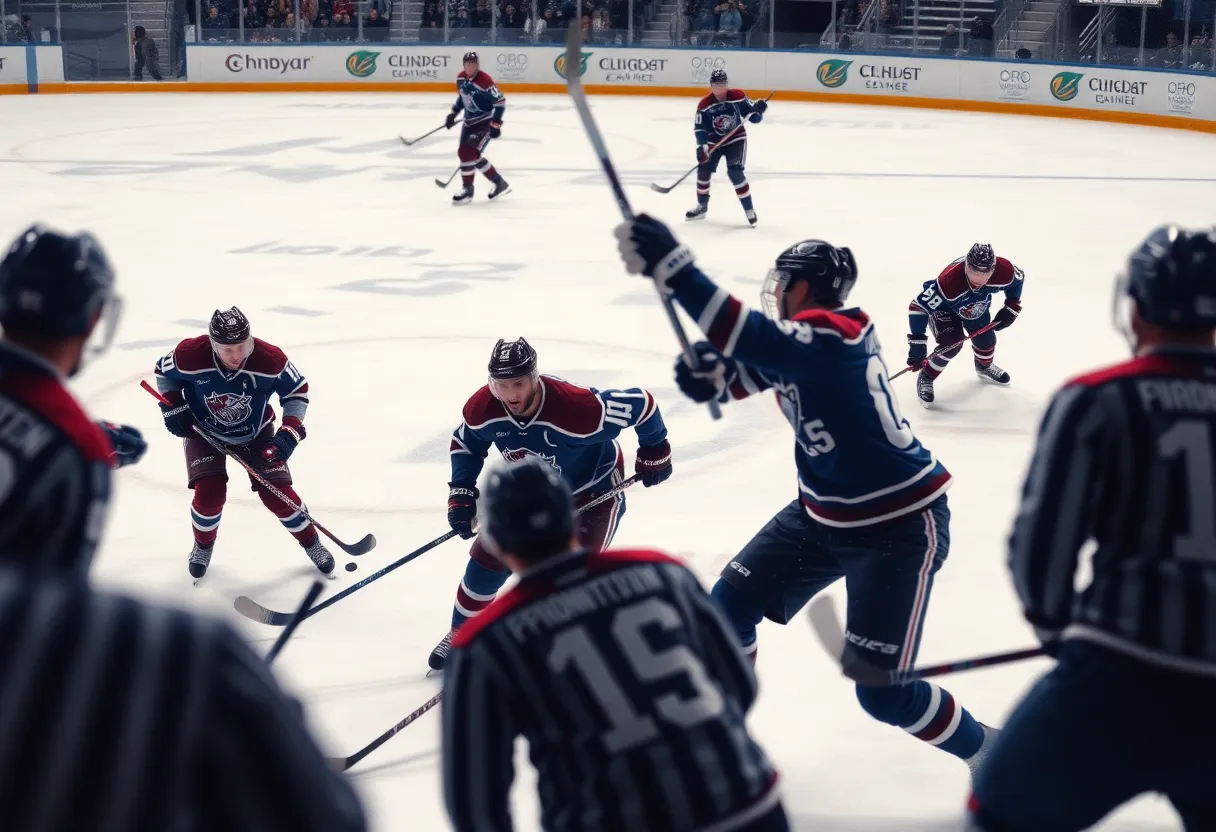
top-left (791, 308), bottom-right (870, 340)
top-left (462, 385), bottom-right (508, 429)
top-left (244, 338), bottom-right (289, 377)
top-left (1066, 354), bottom-right (1203, 389)
top-left (936, 262), bottom-right (971, 301)
top-left (171, 335), bottom-right (215, 373)
top-left (0, 373), bottom-right (112, 464)
top-left (537, 377), bottom-right (604, 436)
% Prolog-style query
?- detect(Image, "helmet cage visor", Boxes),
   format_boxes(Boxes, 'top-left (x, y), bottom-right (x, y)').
top-left (1112, 270), bottom-right (1137, 352)
top-left (79, 292), bottom-right (123, 373)
top-left (761, 268), bottom-right (792, 320)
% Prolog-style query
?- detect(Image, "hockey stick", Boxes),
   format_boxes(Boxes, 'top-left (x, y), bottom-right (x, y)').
top-left (329, 690), bottom-right (443, 772)
top-left (434, 166), bottom-right (460, 188)
top-left (399, 116), bottom-right (462, 148)
top-left (806, 595), bottom-right (1044, 685)
top-left (890, 320), bottom-right (1000, 381)
top-left (235, 475), bottom-right (642, 626)
top-left (264, 579), bottom-right (323, 665)
top-left (648, 91), bottom-right (776, 195)
top-left (563, 22), bottom-right (721, 422)
top-left (141, 381), bottom-right (377, 557)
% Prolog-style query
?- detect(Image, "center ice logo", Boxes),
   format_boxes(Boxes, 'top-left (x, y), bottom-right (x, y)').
top-left (501, 448), bottom-right (561, 472)
top-left (205, 391), bottom-right (254, 426)
top-left (817, 59), bottom-right (852, 89)
top-left (554, 52), bottom-right (591, 79)
top-left (1050, 72), bottom-right (1083, 101)
top-left (346, 50), bottom-right (380, 78)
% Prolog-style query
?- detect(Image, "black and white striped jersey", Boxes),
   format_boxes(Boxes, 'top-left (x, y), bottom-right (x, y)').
top-left (1010, 347), bottom-right (1216, 678)
top-left (442, 548), bottom-right (780, 832)
top-left (0, 569), bottom-right (367, 831)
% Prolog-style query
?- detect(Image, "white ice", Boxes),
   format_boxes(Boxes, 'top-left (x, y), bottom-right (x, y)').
top-left (3, 90), bottom-right (1214, 831)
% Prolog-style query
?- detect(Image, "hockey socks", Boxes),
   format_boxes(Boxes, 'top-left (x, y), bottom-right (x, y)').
top-left (451, 557), bottom-right (510, 629)
top-left (256, 484), bottom-right (319, 548)
top-left (857, 680), bottom-right (986, 760)
top-left (727, 166), bottom-right (753, 212)
top-left (191, 477), bottom-right (225, 547)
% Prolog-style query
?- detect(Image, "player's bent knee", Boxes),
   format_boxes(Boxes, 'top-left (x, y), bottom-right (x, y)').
top-left (457, 144), bottom-right (480, 162)
top-left (710, 578), bottom-right (764, 640)
top-left (854, 681), bottom-right (925, 726)
top-left (727, 166), bottom-right (746, 184)
top-left (463, 557), bottom-right (511, 596)
top-left (192, 475), bottom-right (227, 507)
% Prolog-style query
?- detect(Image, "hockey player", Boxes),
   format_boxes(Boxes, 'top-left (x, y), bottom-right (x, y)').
top-left (153, 307), bottom-right (334, 581)
top-left (442, 457), bottom-right (788, 832)
top-left (686, 69), bottom-right (767, 226)
top-left (427, 337), bottom-right (672, 670)
top-left (0, 224), bottom-right (140, 575)
top-left (968, 226), bottom-right (1216, 832)
top-left (614, 215), bottom-right (998, 773)
top-left (443, 51), bottom-right (509, 205)
top-left (906, 244), bottom-right (1024, 407)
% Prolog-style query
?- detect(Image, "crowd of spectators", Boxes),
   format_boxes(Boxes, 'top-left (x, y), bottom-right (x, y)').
top-left (2, 14), bottom-right (35, 42)
top-left (419, 0), bottom-right (642, 43)
top-left (199, 0), bottom-right (392, 42)
top-left (677, 0), bottom-right (759, 46)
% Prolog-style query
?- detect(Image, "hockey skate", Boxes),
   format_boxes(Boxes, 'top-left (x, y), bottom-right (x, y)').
top-left (428, 629), bottom-right (456, 673)
top-left (685, 203), bottom-right (708, 221)
top-left (305, 541), bottom-right (336, 577)
top-left (188, 542), bottom-right (213, 582)
top-left (916, 369), bottom-right (935, 408)
top-left (452, 186), bottom-right (474, 205)
top-left (488, 178), bottom-right (511, 200)
top-left (745, 209), bottom-right (757, 227)
top-left (976, 363), bottom-right (1011, 386)
top-left (965, 723), bottom-right (1001, 781)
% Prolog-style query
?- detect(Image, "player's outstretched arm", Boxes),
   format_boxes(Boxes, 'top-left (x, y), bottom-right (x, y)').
top-left (442, 643), bottom-right (518, 832)
top-left (1008, 384), bottom-right (1108, 638)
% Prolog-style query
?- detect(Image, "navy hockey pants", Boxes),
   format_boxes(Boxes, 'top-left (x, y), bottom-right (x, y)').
top-left (697, 138), bottom-right (750, 206)
top-left (925, 308), bottom-right (997, 377)
top-left (970, 641), bottom-right (1216, 832)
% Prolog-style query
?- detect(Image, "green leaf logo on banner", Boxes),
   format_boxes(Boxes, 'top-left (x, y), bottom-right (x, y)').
top-left (554, 51), bottom-right (591, 79)
top-left (816, 60), bottom-right (853, 89)
top-left (346, 51), bottom-right (380, 79)
top-left (1050, 71), bottom-right (1083, 101)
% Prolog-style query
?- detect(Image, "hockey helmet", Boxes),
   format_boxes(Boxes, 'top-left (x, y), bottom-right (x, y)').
top-left (0, 224), bottom-right (121, 374)
top-left (482, 456), bottom-right (574, 561)
top-left (488, 337), bottom-right (538, 380)
top-left (761, 240), bottom-right (857, 320)
top-left (209, 306), bottom-right (253, 368)
top-left (1116, 225), bottom-right (1216, 342)
top-left (463, 51), bottom-right (479, 67)
top-left (709, 68), bottom-right (728, 85)
top-left (966, 243), bottom-right (996, 274)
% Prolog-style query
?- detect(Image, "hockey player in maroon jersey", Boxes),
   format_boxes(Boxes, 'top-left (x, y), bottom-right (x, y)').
top-left (427, 337), bottom-right (673, 671)
top-left (906, 244), bottom-right (1025, 407)
top-left (0, 224), bottom-right (139, 576)
top-left (687, 69), bottom-right (767, 226)
top-left (443, 51), bottom-right (510, 205)
top-left (153, 307), bottom-right (335, 581)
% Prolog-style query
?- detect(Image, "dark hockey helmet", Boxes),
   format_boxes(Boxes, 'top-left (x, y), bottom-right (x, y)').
top-left (488, 337), bottom-right (538, 380)
top-left (462, 51), bottom-right (479, 65)
top-left (709, 68), bottom-right (728, 85)
top-left (965, 243), bottom-right (996, 274)
top-left (482, 456), bottom-right (574, 561)
top-left (0, 224), bottom-right (122, 372)
top-left (761, 240), bottom-right (858, 319)
top-left (209, 306), bottom-right (251, 344)
top-left (1118, 225), bottom-right (1216, 336)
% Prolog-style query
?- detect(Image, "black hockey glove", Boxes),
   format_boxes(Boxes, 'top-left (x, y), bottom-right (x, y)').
top-left (674, 342), bottom-right (727, 404)
top-left (489, 120), bottom-right (502, 140)
top-left (906, 335), bottom-right (928, 369)
top-left (993, 299), bottom-right (1021, 331)
top-left (99, 421), bottom-right (147, 468)
top-left (751, 98), bottom-right (768, 115)
top-left (635, 440), bottom-right (673, 488)
top-left (696, 143), bottom-right (710, 164)
top-left (447, 484), bottom-right (479, 539)
top-left (159, 394), bottom-right (195, 439)
top-left (614, 214), bottom-right (695, 292)
top-left (445, 110), bottom-right (458, 130)
top-left (262, 421), bottom-right (305, 464)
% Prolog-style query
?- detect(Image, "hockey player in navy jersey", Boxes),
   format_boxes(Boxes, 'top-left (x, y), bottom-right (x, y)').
top-left (427, 337), bottom-right (673, 670)
top-left (153, 307), bottom-right (334, 581)
top-left (907, 244), bottom-right (1024, 407)
top-left (969, 226), bottom-right (1216, 832)
top-left (614, 214), bottom-right (999, 773)
top-left (443, 457), bottom-right (788, 832)
top-left (686, 69), bottom-right (766, 226)
top-left (444, 51), bottom-right (510, 205)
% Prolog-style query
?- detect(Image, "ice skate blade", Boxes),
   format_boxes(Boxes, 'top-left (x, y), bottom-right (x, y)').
top-left (976, 373), bottom-right (1011, 387)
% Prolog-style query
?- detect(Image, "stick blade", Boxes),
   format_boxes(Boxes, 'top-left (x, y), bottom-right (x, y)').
top-left (234, 595), bottom-right (291, 626)
top-left (328, 756), bottom-right (355, 773)
top-left (340, 534), bottom-right (377, 556)
top-left (434, 179), bottom-right (448, 188)
top-left (399, 135), bottom-right (420, 147)
top-left (649, 182), bottom-right (676, 194)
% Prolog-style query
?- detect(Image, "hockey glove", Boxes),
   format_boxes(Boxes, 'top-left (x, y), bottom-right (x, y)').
top-left (445, 110), bottom-right (458, 130)
top-left (696, 144), bottom-right (710, 164)
top-left (263, 420), bottom-right (305, 464)
top-left (635, 440), bottom-right (673, 488)
top-left (99, 421), bottom-right (147, 468)
top-left (993, 299), bottom-right (1021, 331)
top-left (751, 99), bottom-right (768, 115)
top-left (448, 484), bottom-right (479, 539)
top-left (674, 342), bottom-right (727, 403)
top-left (906, 335), bottom-right (928, 369)
top-left (159, 394), bottom-right (195, 439)
top-left (489, 121), bottom-right (502, 140)
top-left (614, 214), bottom-right (695, 292)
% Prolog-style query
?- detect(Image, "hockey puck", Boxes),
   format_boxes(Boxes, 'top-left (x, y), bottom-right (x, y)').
top-left (345, 562), bottom-right (358, 572)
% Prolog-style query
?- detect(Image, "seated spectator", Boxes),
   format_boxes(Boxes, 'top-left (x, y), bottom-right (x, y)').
top-left (1159, 31), bottom-right (1184, 67)
top-left (366, 7), bottom-right (390, 37)
top-left (243, 1), bottom-right (265, 30)
top-left (716, 0), bottom-right (741, 42)
top-left (878, 0), bottom-right (898, 32)
top-left (938, 21), bottom-right (960, 53)
top-left (312, 13), bottom-right (332, 37)
top-left (332, 0), bottom-right (354, 18)
top-left (264, 6), bottom-right (280, 26)
top-left (524, 7), bottom-right (547, 37)
top-left (1014, 45), bottom-right (1031, 59)
top-left (202, 5), bottom-right (231, 39)
top-left (501, 2), bottom-right (524, 27)
top-left (281, 10), bottom-right (298, 38)
top-left (453, 6), bottom-right (470, 26)
top-left (968, 14), bottom-right (993, 57)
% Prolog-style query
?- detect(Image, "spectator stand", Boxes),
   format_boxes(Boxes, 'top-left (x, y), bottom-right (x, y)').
top-left (193, 0), bottom-right (395, 44)
top-left (1028, 0), bottom-right (1215, 70)
top-left (419, 0), bottom-right (654, 45)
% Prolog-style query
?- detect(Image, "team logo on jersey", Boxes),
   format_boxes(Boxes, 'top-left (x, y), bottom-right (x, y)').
top-left (204, 391), bottom-right (254, 426)
top-left (1050, 72), bottom-right (1082, 101)
top-left (346, 51), bottom-right (380, 78)
top-left (956, 298), bottom-right (991, 320)
top-left (712, 113), bottom-right (739, 133)
top-left (553, 52), bottom-right (591, 79)
top-left (501, 448), bottom-right (561, 472)
top-left (816, 59), bottom-right (852, 89)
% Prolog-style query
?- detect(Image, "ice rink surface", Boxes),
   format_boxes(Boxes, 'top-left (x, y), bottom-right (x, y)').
top-left (4, 90), bottom-right (1216, 830)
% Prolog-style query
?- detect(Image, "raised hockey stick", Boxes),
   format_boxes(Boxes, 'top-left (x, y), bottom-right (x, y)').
top-left (806, 595), bottom-right (1044, 685)
top-left (434, 166), bottom-right (460, 188)
top-left (648, 91), bottom-right (777, 195)
top-left (399, 116), bottom-right (462, 148)
top-left (890, 320), bottom-right (1000, 381)
top-left (328, 690), bottom-right (444, 772)
top-left (563, 22), bottom-right (721, 422)
top-left (235, 475), bottom-right (642, 627)
top-left (140, 381), bottom-right (377, 557)
top-left (264, 579), bottom-right (324, 665)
